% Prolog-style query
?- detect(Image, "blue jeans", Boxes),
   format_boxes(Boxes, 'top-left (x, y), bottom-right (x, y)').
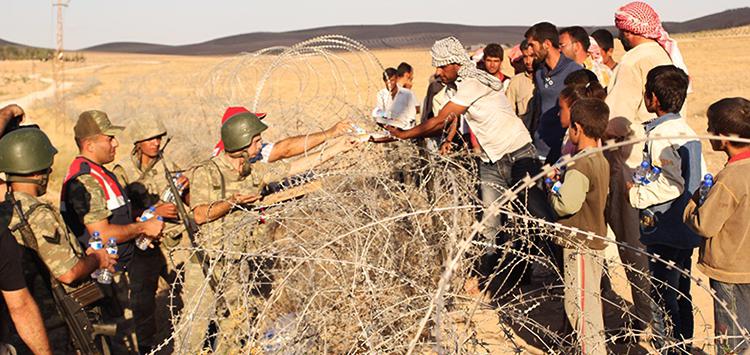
top-left (711, 279), bottom-right (750, 355)
top-left (476, 144), bottom-right (555, 291)
top-left (647, 244), bottom-right (694, 354)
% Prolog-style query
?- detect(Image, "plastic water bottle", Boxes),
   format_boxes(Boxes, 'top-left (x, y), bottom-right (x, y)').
top-left (698, 174), bottom-right (714, 206)
top-left (545, 177), bottom-right (562, 195)
top-left (136, 207), bottom-right (156, 250)
top-left (136, 207), bottom-right (160, 250)
top-left (160, 173), bottom-right (185, 203)
top-left (644, 167), bottom-right (662, 185)
top-left (88, 231), bottom-right (103, 279)
top-left (633, 161), bottom-right (650, 185)
top-left (97, 239), bottom-right (118, 284)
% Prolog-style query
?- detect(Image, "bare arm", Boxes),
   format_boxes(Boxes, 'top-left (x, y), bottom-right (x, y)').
top-left (57, 249), bottom-right (117, 285)
top-left (268, 121), bottom-right (352, 162)
top-left (3, 288), bottom-right (52, 355)
top-left (193, 194), bottom-right (260, 225)
top-left (386, 101), bottom-right (467, 140)
top-left (286, 136), bottom-right (360, 177)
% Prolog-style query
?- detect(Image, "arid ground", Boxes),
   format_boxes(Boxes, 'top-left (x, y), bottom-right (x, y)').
top-left (2, 24), bottom-right (749, 354)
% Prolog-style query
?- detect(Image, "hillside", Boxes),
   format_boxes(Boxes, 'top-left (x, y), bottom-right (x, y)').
top-left (2, 7), bottom-right (749, 56)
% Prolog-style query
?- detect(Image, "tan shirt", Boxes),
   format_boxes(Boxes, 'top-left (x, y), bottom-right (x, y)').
top-left (505, 72), bottom-right (534, 122)
top-left (684, 157), bottom-right (750, 283)
top-left (606, 41), bottom-right (672, 168)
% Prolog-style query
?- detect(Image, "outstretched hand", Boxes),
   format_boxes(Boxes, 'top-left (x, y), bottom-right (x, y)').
top-left (228, 192), bottom-right (261, 205)
top-left (384, 125), bottom-right (407, 139)
top-left (329, 120), bottom-right (355, 138)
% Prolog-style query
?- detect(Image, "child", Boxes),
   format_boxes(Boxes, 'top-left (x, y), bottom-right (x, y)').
top-left (559, 70), bottom-right (607, 156)
top-left (627, 65), bottom-right (704, 353)
top-left (372, 67), bottom-right (417, 130)
top-left (548, 98), bottom-right (610, 355)
top-left (684, 97), bottom-right (750, 355)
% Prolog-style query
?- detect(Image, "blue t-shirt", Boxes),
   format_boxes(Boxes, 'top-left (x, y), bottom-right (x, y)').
top-left (533, 55), bottom-right (582, 163)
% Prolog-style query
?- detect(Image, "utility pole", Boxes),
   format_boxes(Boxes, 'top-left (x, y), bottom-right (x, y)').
top-left (52, 0), bottom-right (70, 116)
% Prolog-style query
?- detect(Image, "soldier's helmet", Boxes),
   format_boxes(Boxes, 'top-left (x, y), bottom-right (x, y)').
top-left (129, 119), bottom-right (167, 143)
top-left (0, 127), bottom-right (58, 174)
top-left (221, 112), bottom-right (268, 153)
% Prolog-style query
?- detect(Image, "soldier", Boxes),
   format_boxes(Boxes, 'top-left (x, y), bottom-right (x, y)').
top-left (60, 110), bottom-right (164, 353)
top-left (176, 111), bottom-right (360, 352)
top-left (111, 119), bottom-right (190, 353)
top-left (0, 127), bottom-right (117, 354)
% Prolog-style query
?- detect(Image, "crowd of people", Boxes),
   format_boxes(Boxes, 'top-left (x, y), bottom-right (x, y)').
top-left (374, 2), bottom-right (750, 354)
top-left (1, 1), bottom-right (749, 354)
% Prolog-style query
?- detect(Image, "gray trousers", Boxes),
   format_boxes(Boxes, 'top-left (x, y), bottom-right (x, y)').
top-left (711, 279), bottom-right (750, 355)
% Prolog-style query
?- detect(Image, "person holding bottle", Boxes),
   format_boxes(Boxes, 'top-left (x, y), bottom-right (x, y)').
top-left (626, 65), bottom-right (705, 353)
top-left (61, 110), bottom-right (164, 353)
top-left (111, 118), bottom-right (189, 353)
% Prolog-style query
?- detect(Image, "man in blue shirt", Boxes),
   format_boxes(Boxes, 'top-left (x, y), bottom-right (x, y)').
top-left (526, 22), bottom-right (583, 164)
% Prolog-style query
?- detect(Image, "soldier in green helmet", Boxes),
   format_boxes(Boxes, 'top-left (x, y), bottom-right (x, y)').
top-left (112, 118), bottom-right (191, 353)
top-left (0, 127), bottom-right (117, 353)
top-left (175, 110), bottom-right (361, 352)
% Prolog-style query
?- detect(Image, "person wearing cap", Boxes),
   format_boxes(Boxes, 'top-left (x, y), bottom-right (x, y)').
top-left (604, 2), bottom-right (689, 337)
top-left (60, 110), bottom-right (164, 352)
top-left (0, 127), bottom-right (117, 353)
top-left (386, 36), bottom-right (553, 295)
top-left (175, 111), bottom-right (360, 352)
top-left (111, 119), bottom-right (190, 353)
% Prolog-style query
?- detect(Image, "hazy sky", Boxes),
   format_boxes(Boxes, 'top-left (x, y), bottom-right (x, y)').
top-left (3, 0), bottom-right (747, 50)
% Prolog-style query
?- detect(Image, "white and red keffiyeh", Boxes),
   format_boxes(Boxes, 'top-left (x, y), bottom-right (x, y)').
top-left (615, 1), bottom-right (689, 78)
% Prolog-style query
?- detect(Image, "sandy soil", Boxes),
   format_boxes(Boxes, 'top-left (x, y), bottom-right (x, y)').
top-left (2, 25), bottom-right (748, 354)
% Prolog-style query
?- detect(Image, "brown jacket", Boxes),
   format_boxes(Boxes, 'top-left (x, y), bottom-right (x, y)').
top-left (551, 150), bottom-right (610, 250)
top-left (684, 156), bottom-right (750, 283)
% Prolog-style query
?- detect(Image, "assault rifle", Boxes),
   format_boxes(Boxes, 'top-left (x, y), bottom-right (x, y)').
top-left (156, 138), bottom-right (227, 312)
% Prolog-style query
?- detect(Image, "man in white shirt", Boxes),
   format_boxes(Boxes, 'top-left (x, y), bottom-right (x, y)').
top-left (373, 67), bottom-right (417, 130)
top-left (387, 36), bottom-right (553, 291)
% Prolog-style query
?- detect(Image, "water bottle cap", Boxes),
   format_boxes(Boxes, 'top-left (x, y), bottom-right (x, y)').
top-left (641, 161), bottom-right (650, 168)
top-left (704, 173), bottom-right (714, 181)
top-left (652, 167), bottom-right (661, 174)
top-left (149, 206), bottom-right (156, 211)
top-left (139, 216), bottom-right (147, 222)
top-left (157, 216), bottom-right (163, 221)
top-left (92, 231), bottom-right (100, 237)
top-left (544, 177), bottom-right (553, 183)
top-left (175, 172), bottom-right (182, 177)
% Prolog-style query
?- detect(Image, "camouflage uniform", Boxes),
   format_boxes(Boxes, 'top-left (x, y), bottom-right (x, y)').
top-left (112, 151), bottom-right (187, 352)
top-left (175, 153), bottom-right (288, 353)
top-left (2, 191), bottom-right (82, 354)
top-left (63, 173), bottom-right (138, 353)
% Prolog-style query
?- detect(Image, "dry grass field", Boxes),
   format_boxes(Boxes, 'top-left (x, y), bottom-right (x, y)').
top-left (2, 25), bottom-right (749, 354)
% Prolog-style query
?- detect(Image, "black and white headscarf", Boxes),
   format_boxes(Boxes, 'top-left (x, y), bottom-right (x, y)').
top-left (430, 36), bottom-right (503, 91)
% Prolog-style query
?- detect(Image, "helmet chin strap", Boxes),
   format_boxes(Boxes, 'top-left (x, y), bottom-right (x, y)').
top-left (239, 151), bottom-right (253, 178)
top-left (6, 173), bottom-right (50, 196)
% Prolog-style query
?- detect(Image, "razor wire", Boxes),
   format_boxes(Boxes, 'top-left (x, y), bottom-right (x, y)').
top-left (85, 35), bottom-right (750, 354)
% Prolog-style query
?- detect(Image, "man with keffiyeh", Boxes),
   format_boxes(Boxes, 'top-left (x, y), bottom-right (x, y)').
top-left (604, 1), bottom-right (690, 341)
top-left (386, 36), bottom-right (553, 295)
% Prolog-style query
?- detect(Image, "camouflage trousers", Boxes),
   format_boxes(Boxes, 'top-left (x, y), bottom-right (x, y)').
top-left (172, 254), bottom-right (274, 354)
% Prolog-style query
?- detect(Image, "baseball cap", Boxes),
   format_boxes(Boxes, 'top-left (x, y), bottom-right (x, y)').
top-left (74, 110), bottom-right (125, 139)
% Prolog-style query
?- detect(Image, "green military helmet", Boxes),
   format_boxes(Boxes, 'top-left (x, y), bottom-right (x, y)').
top-left (0, 127), bottom-right (58, 174)
top-left (221, 112), bottom-right (268, 152)
top-left (129, 119), bottom-right (167, 143)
